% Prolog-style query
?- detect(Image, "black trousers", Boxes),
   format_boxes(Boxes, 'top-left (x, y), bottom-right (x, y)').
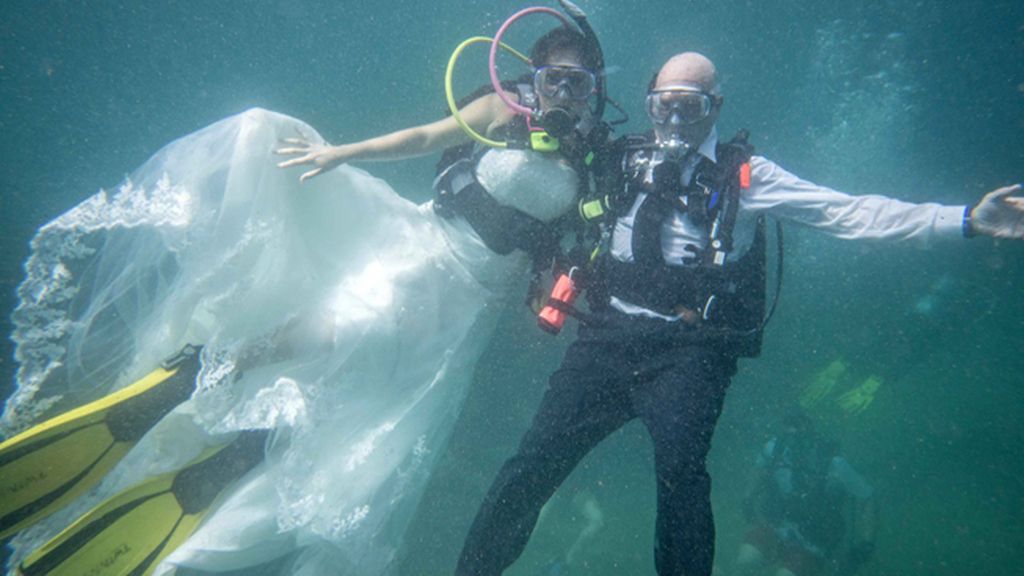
top-left (457, 328), bottom-right (737, 576)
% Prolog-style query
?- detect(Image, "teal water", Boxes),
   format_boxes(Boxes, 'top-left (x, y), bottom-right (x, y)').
top-left (1, 1), bottom-right (1022, 574)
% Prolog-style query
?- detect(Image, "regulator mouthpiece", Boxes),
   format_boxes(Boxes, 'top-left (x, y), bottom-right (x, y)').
top-left (540, 108), bottom-right (578, 138)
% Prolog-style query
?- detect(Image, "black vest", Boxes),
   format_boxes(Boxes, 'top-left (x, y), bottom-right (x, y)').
top-left (432, 85), bottom-right (610, 264)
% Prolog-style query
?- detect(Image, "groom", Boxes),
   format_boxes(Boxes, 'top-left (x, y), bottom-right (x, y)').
top-left (456, 51), bottom-right (1023, 576)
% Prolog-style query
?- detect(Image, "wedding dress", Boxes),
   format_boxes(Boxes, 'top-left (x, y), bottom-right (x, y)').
top-left (2, 107), bottom-right (579, 574)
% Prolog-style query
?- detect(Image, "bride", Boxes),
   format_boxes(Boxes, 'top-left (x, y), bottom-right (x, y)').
top-left (2, 23), bottom-right (608, 575)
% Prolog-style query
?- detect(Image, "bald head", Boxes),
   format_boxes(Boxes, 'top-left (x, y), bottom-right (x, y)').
top-left (655, 52), bottom-right (718, 94)
top-left (647, 52), bottom-right (721, 152)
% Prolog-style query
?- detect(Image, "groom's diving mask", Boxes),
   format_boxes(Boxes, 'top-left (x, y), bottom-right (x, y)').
top-left (646, 84), bottom-right (722, 158)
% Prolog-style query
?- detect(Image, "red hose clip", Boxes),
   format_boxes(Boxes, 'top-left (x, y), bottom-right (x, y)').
top-left (537, 267), bottom-right (579, 335)
top-left (739, 162), bottom-right (751, 189)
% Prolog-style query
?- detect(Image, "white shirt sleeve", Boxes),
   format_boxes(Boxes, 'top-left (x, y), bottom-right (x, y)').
top-left (746, 156), bottom-right (967, 246)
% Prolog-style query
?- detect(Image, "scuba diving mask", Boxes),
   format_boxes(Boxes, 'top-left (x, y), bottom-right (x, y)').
top-left (533, 65), bottom-right (596, 138)
top-left (534, 65), bottom-right (597, 101)
top-left (646, 85), bottom-right (722, 158)
top-left (447, 3), bottom-right (618, 150)
top-left (646, 86), bottom-right (721, 125)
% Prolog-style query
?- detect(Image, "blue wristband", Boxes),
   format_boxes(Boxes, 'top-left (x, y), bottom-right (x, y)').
top-left (962, 205), bottom-right (976, 238)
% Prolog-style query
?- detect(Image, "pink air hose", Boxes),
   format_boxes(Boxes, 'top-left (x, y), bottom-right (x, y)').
top-left (489, 7), bottom-right (571, 118)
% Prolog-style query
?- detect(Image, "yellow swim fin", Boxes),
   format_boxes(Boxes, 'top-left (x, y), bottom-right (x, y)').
top-left (837, 375), bottom-right (883, 416)
top-left (17, 429), bottom-right (267, 576)
top-left (0, 345), bottom-right (202, 540)
top-left (798, 358), bottom-right (847, 409)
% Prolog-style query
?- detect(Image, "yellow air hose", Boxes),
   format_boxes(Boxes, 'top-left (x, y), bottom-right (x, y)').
top-left (445, 36), bottom-right (531, 149)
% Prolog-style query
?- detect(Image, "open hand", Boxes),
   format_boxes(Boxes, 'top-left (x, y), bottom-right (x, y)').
top-left (275, 134), bottom-right (345, 183)
top-left (970, 184), bottom-right (1024, 239)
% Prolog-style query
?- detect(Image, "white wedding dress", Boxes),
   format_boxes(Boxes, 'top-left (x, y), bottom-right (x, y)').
top-left (2, 108), bottom-right (579, 574)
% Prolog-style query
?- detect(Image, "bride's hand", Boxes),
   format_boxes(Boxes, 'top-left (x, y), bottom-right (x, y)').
top-left (275, 136), bottom-right (349, 182)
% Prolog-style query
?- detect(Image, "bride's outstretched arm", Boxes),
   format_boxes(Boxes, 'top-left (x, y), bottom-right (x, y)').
top-left (275, 92), bottom-right (515, 182)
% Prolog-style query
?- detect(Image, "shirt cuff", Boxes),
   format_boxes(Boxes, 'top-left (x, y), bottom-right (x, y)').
top-left (934, 205), bottom-right (969, 239)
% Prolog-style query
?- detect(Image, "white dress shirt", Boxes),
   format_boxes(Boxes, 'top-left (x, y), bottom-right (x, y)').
top-left (609, 128), bottom-right (967, 319)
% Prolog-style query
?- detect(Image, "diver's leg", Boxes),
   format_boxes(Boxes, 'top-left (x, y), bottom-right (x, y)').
top-left (634, 346), bottom-right (735, 576)
top-left (456, 340), bottom-right (633, 576)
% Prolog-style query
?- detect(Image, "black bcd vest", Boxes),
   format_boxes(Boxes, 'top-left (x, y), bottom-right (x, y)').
top-left (584, 131), bottom-right (775, 358)
top-left (432, 83), bottom-right (611, 268)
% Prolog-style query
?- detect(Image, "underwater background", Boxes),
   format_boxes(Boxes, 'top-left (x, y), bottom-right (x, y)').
top-left (1, 1), bottom-right (1021, 574)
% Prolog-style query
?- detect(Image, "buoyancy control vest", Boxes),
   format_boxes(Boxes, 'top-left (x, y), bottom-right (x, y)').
top-left (433, 83), bottom-right (611, 265)
top-left (580, 130), bottom-right (773, 357)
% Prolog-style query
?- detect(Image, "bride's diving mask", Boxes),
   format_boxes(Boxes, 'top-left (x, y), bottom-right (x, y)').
top-left (445, 2), bottom-right (608, 150)
top-left (532, 65), bottom-right (596, 138)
